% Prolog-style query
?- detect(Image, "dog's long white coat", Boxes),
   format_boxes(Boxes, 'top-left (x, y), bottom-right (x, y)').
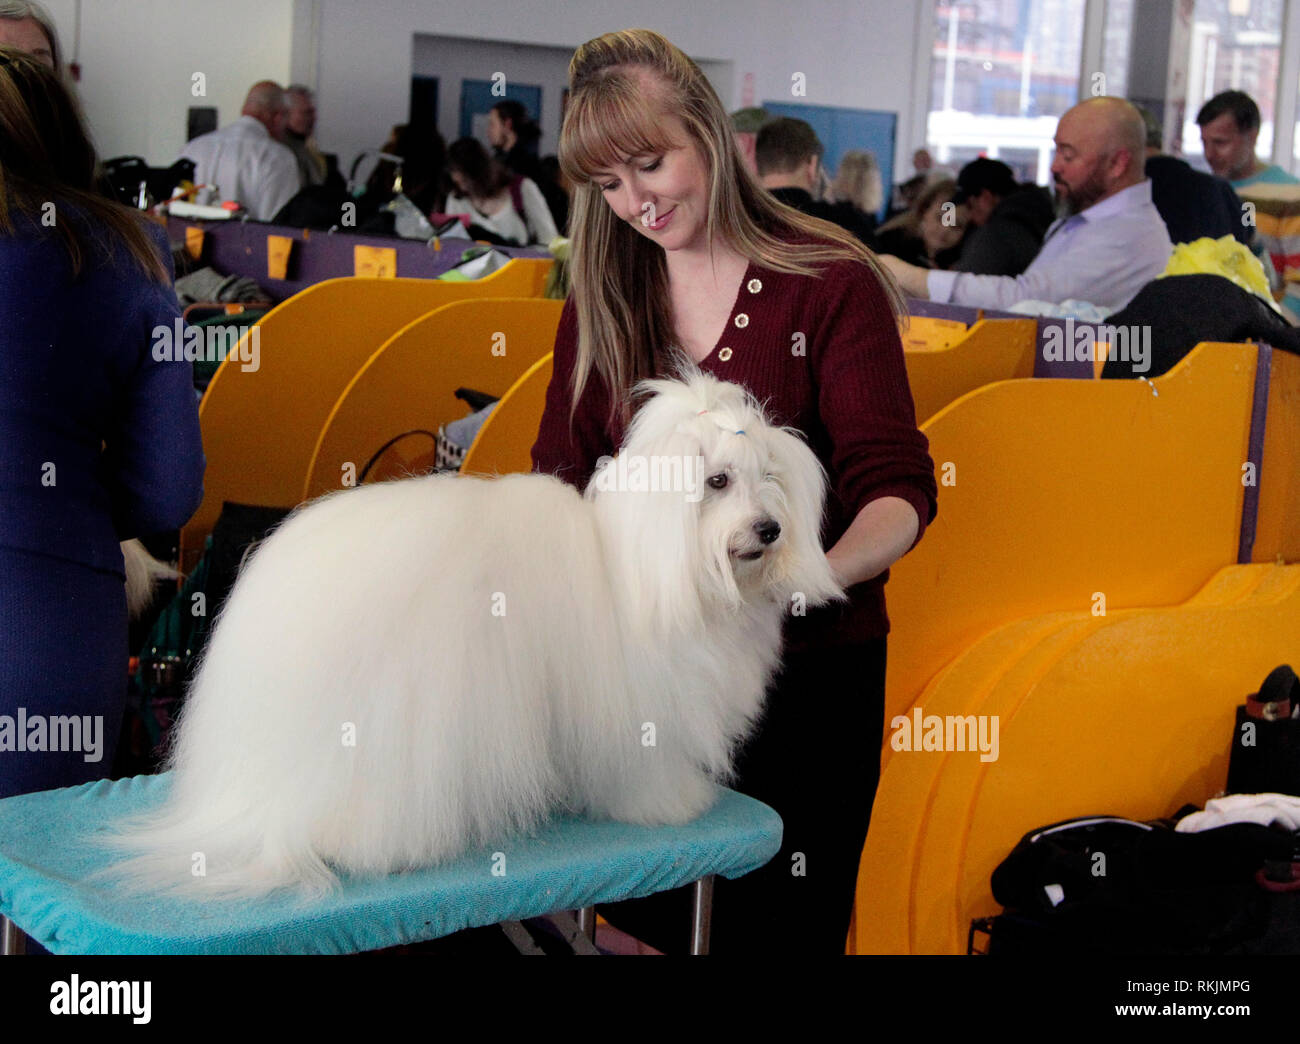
top-left (100, 373), bottom-right (842, 898)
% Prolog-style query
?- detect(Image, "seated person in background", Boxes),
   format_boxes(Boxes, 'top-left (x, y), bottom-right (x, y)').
top-left (756, 117), bottom-right (874, 244)
top-left (729, 106), bottom-right (773, 177)
top-left (179, 81), bottom-right (301, 221)
top-left (949, 157), bottom-right (1054, 276)
top-left (1140, 106), bottom-right (1249, 246)
top-left (283, 84), bottom-right (327, 188)
top-left (871, 177), bottom-right (966, 269)
top-left (1199, 90), bottom-right (1298, 189)
top-left (364, 123), bottom-right (447, 214)
top-left (826, 150), bottom-right (883, 242)
top-left (1197, 90), bottom-right (1300, 317)
top-left (488, 100), bottom-right (567, 233)
top-left (880, 97), bottom-right (1172, 313)
top-left (0, 0), bottom-right (58, 70)
top-left (889, 147), bottom-right (938, 217)
top-left (443, 137), bottom-right (558, 247)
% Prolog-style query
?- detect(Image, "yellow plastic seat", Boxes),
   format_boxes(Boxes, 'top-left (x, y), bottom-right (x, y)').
top-left (460, 354), bottom-right (555, 477)
top-left (899, 315), bottom-right (967, 351)
top-left (903, 318), bottom-right (1037, 422)
top-left (182, 264), bottom-right (552, 568)
top-left (303, 299), bottom-right (561, 500)
top-left (853, 564), bottom-right (1300, 953)
top-left (886, 342), bottom-right (1259, 732)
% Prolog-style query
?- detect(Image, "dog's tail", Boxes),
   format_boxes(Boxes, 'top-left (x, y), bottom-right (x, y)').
top-left (90, 786), bottom-right (340, 902)
top-left (121, 539), bottom-right (178, 619)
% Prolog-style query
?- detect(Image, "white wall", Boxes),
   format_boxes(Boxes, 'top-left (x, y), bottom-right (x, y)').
top-left (42, 0), bottom-right (293, 163)
top-left (32, 0), bottom-right (927, 183)
top-left (410, 34), bottom-right (730, 160)
top-left (302, 0), bottom-right (927, 186)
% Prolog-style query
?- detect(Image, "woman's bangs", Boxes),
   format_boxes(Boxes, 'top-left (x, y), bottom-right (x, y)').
top-left (562, 86), bottom-right (680, 184)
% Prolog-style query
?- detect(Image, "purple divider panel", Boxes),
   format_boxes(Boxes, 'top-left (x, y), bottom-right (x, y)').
top-left (905, 297), bottom-right (979, 324)
top-left (1034, 317), bottom-right (1104, 378)
top-left (1237, 342), bottom-right (1273, 565)
top-left (166, 217), bottom-right (550, 302)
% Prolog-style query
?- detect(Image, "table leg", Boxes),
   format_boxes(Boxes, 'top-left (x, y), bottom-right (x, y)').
top-left (575, 906), bottom-right (596, 944)
top-left (1, 916), bottom-right (26, 955)
top-left (690, 876), bottom-right (714, 955)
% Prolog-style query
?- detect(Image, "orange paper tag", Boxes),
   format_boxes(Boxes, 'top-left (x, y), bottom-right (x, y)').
top-left (267, 235), bottom-right (293, 280)
top-left (354, 245), bottom-right (397, 278)
top-left (184, 226), bottom-right (204, 260)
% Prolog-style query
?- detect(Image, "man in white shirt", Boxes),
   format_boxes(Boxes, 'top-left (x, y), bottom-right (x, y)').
top-left (180, 82), bottom-right (302, 221)
top-left (880, 98), bottom-right (1172, 312)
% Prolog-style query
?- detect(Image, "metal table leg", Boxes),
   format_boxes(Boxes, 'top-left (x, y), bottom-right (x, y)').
top-left (575, 906), bottom-right (597, 944)
top-left (690, 876), bottom-right (714, 955)
top-left (1, 916), bottom-right (26, 955)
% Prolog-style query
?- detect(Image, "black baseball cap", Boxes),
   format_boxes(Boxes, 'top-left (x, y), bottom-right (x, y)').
top-left (952, 158), bottom-right (1017, 205)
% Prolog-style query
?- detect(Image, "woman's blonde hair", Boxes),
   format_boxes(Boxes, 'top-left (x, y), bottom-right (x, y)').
top-left (559, 28), bottom-right (903, 426)
top-left (0, 46), bottom-right (168, 282)
top-left (831, 150), bottom-right (883, 214)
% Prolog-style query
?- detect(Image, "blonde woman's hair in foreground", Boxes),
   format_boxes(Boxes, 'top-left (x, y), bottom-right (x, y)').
top-left (559, 28), bottom-right (903, 426)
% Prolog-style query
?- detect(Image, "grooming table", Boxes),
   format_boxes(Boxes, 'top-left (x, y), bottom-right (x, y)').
top-left (0, 773), bottom-right (781, 955)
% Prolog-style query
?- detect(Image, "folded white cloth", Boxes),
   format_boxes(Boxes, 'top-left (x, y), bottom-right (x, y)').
top-left (1175, 792), bottom-right (1300, 833)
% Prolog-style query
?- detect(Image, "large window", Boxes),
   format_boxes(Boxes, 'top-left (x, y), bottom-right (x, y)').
top-left (927, 0), bottom-right (1087, 185)
top-left (1180, 0), bottom-right (1285, 166)
top-left (1100, 0), bottom-right (1135, 101)
top-left (925, 0), bottom-right (1297, 184)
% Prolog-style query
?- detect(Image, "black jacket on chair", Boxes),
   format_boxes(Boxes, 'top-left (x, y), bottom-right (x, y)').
top-left (1101, 274), bottom-right (1300, 379)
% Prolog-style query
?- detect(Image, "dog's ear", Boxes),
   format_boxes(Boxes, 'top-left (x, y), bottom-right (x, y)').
top-left (765, 426), bottom-right (845, 608)
top-left (590, 391), bottom-right (716, 637)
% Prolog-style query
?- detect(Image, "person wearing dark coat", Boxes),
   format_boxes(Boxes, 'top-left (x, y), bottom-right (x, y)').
top-left (1136, 104), bottom-right (1251, 247)
top-left (950, 158), bottom-right (1054, 277)
top-left (0, 49), bottom-right (205, 799)
top-left (757, 118), bottom-right (876, 245)
top-left (1144, 154), bottom-right (1251, 246)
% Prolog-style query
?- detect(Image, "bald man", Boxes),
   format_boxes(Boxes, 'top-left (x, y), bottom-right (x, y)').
top-left (880, 97), bottom-right (1172, 312)
top-left (179, 81), bottom-right (301, 221)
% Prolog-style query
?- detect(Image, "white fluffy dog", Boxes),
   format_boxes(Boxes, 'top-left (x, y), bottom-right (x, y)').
top-left (99, 370), bottom-right (842, 899)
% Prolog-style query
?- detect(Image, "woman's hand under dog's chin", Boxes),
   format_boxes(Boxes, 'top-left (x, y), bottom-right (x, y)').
top-left (825, 496), bottom-right (922, 589)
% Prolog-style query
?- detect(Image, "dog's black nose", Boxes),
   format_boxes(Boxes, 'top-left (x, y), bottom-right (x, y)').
top-left (755, 519), bottom-right (781, 545)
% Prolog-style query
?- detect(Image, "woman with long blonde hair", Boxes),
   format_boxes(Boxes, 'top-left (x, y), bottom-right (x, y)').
top-left (531, 29), bottom-right (937, 953)
top-left (828, 148), bottom-right (884, 237)
top-left (0, 46), bottom-right (204, 802)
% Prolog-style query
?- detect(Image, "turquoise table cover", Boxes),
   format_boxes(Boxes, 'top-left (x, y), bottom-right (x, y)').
top-left (0, 773), bottom-right (782, 954)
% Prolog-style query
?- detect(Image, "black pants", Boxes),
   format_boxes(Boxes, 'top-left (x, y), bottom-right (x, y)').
top-left (599, 638), bottom-right (887, 954)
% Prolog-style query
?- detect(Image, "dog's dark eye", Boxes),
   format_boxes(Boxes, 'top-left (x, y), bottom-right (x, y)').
top-left (707, 473), bottom-right (728, 490)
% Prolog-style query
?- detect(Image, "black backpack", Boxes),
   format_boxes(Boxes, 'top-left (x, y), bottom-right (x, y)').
top-left (973, 812), bottom-right (1299, 955)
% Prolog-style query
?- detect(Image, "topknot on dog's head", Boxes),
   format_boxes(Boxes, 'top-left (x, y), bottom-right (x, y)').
top-left (626, 366), bottom-right (769, 452)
